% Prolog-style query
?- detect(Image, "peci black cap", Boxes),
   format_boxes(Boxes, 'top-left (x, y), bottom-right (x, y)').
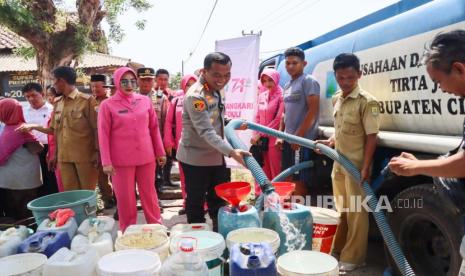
top-left (103, 75), bottom-right (114, 88)
top-left (90, 74), bottom-right (106, 82)
top-left (137, 67), bottom-right (155, 78)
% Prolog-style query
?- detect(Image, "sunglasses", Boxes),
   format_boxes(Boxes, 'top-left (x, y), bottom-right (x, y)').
top-left (120, 79), bottom-right (137, 87)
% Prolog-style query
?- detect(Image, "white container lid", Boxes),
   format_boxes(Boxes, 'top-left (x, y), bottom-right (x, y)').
top-left (277, 250), bottom-right (338, 275)
top-left (169, 231), bottom-right (225, 262)
top-left (308, 207), bottom-right (340, 225)
top-left (226, 227), bottom-right (280, 253)
top-left (0, 253), bottom-right (47, 275)
top-left (97, 249), bottom-right (161, 275)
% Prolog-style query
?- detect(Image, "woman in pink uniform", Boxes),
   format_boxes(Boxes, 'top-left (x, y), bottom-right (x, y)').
top-left (98, 67), bottom-right (166, 231)
top-left (164, 74), bottom-right (197, 215)
top-left (251, 69), bottom-right (284, 195)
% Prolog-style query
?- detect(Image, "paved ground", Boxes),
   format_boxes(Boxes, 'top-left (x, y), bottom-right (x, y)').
top-left (100, 166), bottom-right (386, 275)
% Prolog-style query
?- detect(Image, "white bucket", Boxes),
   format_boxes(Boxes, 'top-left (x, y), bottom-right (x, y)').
top-left (170, 231), bottom-right (225, 276)
top-left (0, 253), bottom-right (47, 276)
top-left (277, 250), bottom-right (338, 276)
top-left (115, 231), bottom-right (170, 261)
top-left (308, 207), bottom-right (340, 253)
top-left (170, 223), bottom-right (211, 238)
top-left (97, 249), bottom-right (161, 276)
top-left (71, 232), bottom-right (113, 258)
top-left (43, 246), bottom-right (98, 276)
top-left (226, 227), bottom-right (280, 255)
top-left (124, 224), bottom-right (167, 235)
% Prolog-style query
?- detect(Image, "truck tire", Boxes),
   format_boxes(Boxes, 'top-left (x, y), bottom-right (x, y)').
top-left (386, 184), bottom-right (464, 276)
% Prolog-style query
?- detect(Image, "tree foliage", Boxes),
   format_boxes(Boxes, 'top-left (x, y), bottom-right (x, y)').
top-left (169, 72), bottom-right (182, 91)
top-left (0, 0), bottom-right (151, 82)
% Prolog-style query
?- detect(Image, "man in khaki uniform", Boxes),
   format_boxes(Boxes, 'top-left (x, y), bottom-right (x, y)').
top-left (21, 67), bottom-right (99, 191)
top-left (137, 68), bottom-right (172, 194)
top-left (317, 53), bottom-right (380, 272)
top-left (91, 74), bottom-right (114, 208)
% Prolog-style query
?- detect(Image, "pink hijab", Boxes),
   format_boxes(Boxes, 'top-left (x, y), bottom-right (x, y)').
top-left (0, 99), bottom-right (38, 165)
top-left (260, 69), bottom-right (283, 95)
top-left (181, 74), bottom-right (198, 92)
top-left (113, 67), bottom-right (138, 102)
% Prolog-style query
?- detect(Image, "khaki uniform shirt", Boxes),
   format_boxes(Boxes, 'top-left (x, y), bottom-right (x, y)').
top-left (176, 80), bottom-right (233, 166)
top-left (94, 94), bottom-right (109, 108)
top-left (141, 89), bottom-right (169, 136)
top-left (332, 85), bottom-right (380, 170)
top-left (51, 89), bottom-right (98, 163)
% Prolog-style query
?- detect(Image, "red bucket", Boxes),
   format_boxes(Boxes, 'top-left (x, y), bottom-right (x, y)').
top-left (309, 207), bottom-right (340, 254)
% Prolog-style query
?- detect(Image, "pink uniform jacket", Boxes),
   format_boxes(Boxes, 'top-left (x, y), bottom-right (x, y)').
top-left (164, 95), bottom-right (184, 149)
top-left (98, 69), bottom-right (165, 167)
top-left (164, 74), bottom-right (198, 149)
top-left (253, 70), bottom-right (284, 138)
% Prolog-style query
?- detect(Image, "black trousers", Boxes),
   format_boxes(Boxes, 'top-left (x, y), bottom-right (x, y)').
top-left (38, 144), bottom-right (58, 196)
top-left (180, 162), bottom-right (230, 231)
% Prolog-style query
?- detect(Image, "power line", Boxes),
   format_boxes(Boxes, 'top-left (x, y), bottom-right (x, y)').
top-left (255, 0), bottom-right (309, 30)
top-left (259, 0), bottom-right (321, 30)
top-left (243, 1), bottom-right (294, 31)
top-left (185, 0), bottom-right (219, 63)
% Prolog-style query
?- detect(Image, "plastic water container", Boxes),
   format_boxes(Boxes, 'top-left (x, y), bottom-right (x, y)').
top-left (71, 232), bottom-right (113, 258)
top-left (277, 250), bottom-right (338, 276)
top-left (78, 216), bottom-right (117, 241)
top-left (308, 207), bottom-right (340, 253)
top-left (161, 238), bottom-right (209, 276)
top-left (262, 203), bottom-right (313, 256)
top-left (226, 227), bottom-right (280, 256)
top-left (170, 231), bottom-right (225, 276)
top-left (218, 205), bottom-right (260, 240)
top-left (43, 246), bottom-right (98, 276)
top-left (229, 242), bottom-right (277, 276)
top-left (115, 230), bottom-right (170, 261)
top-left (18, 231), bottom-right (71, 258)
top-left (124, 224), bottom-right (167, 235)
top-left (0, 253), bottom-right (47, 276)
top-left (37, 217), bottom-right (78, 240)
top-left (0, 226), bottom-right (29, 257)
top-left (27, 190), bottom-right (97, 226)
top-left (97, 249), bottom-right (161, 276)
top-left (170, 223), bottom-right (211, 238)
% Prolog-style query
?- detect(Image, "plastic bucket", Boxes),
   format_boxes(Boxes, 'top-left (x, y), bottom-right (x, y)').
top-left (277, 250), bottom-right (338, 276)
top-left (170, 223), bottom-right (211, 238)
top-left (115, 230), bottom-right (170, 261)
top-left (226, 227), bottom-right (280, 255)
top-left (170, 230), bottom-right (225, 276)
top-left (0, 253), bottom-right (47, 276)
top-left (124, 224), bottom-right (167, 235)
top-left (97, 249), bottom-right (161, 276)
top-left (308, 207), bottom-right (340, 253)
top-left (27, 190), bottom-right (97, 226)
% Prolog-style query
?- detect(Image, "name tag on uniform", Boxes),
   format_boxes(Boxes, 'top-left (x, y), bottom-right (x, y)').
top-left (118, 109), bottom-right (129, 114)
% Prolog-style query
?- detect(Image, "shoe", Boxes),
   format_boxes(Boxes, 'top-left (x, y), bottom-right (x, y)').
top-left (113, 210), bottom-right (119, 221)
top-left (338, 262), bottom-right (365, 272)
top-left (178, 209), bottom-right (186, 215)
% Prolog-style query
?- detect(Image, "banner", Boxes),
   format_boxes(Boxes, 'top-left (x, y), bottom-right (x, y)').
top-left (216, 35), bottom-right (260, 167)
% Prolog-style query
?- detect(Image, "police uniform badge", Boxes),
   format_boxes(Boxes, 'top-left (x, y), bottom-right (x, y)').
top-left (156, 90), bottom-right (163, 98)
top-left (193, 100), bottom-right (206, 112)
top-left (371, 105), bottom-right (380, 116)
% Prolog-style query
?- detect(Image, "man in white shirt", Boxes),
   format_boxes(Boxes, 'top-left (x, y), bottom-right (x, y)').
top-left (22, 82), bottom-right (57, 195)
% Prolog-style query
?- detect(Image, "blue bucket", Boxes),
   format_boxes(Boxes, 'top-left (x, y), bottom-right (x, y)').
top-left (27, 190), bottom-right (97, 226)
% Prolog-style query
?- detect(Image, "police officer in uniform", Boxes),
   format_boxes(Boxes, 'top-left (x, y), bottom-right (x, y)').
top-left (20, 66), bottom-right (99, 191)
top-left (176, 52), bottom-right (250, 231)
top-left (137, 68), bottom-right (170, 210)
top-left (317, 54), bottom-right (380, 272)
top-left (91, 74), bottom-right (114, 209)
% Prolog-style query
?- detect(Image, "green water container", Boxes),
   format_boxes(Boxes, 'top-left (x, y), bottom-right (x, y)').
top-left (262, 203), bottom-right (313, 256)
top-left (27, 190), bottom-right (97, 226)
